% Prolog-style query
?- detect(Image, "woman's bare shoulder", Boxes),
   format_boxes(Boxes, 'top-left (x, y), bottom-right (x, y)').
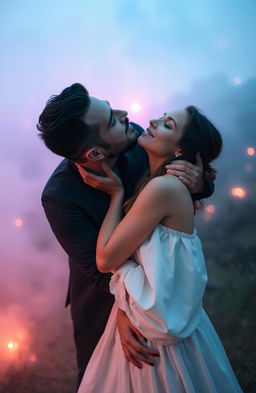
top-left (141, 175), bottom-right (190, 202)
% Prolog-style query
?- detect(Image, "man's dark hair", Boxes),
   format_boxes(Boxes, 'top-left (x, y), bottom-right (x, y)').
top-left (37, 83), bottom-right (110, 161)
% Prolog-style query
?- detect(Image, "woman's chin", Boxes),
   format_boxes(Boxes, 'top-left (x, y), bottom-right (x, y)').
top-left (137, 135), bottom-right (146, 147)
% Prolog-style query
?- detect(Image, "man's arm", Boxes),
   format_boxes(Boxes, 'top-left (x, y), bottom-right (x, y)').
top-left (42, 195), bottom-right (160, 367)
top-left (192, 179), bottom-right (214, 201)
top-left (166, 153), bottom-right (214, 200)
top-left (42, 196), bottom-right (112, 292)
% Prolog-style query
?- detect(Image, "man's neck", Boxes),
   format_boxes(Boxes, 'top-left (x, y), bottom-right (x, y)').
top-left (79, 157), bottom-right (119, 176)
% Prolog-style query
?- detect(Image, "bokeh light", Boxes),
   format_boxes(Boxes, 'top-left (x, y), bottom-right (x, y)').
top-left (29, 354), bottom-right (37, 363)
top-left (205, 205), bottom-right (216, 214)
top-left (247, 147), bottom-right (255, 156)
top-left (233, 76), bottom-right (242, 85)
top-left (231, 187), bottom-right (246, 199)
top-left (202, 204), bottom-right (216, 221)
top-left (130, 102), bottom-right (141, 113)
top-left (7, 342), bottom-right (19, 351)
top-left (14, 218), bottom-right (23, 227)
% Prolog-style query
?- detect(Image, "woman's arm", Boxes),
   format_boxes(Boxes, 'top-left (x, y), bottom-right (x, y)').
top-left (96, 175), bottom-right (178, 273)
top-left (76, 162), bottom-right (183, 273)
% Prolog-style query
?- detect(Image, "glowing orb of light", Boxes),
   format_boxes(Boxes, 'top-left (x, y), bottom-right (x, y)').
top-left (7, 342), bottom-right (19, 350)
top-left (233, 76), bottom-right (242, 85)
top-left (205, 204), bottom-right (216, 214)
top-left (130, 102), bottom-right (141, 113)
top-left (29, 354), bottom-right (37, 363)
top-left (247, 147), bottom-right (255, 156)
top-left (231, 187), bottom-right (246, 199)
top-left (15, 218), bottom-right (23, 227)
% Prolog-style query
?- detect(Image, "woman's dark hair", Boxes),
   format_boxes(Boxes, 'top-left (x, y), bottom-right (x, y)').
top-left (37, 83), bottom-right (110, 161)
top-left (124, 106), bottom-right (223, 213)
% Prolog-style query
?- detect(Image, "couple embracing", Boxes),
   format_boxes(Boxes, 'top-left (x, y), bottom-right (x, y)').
top-left (38, 83), bottom-right (242, 393)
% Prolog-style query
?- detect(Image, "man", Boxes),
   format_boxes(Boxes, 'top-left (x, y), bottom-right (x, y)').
top-left (38, 83), bottom-right (213, 391)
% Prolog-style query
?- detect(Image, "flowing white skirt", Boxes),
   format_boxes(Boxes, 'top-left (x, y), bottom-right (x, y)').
top-left (78, 302), bottom-right (243, 393)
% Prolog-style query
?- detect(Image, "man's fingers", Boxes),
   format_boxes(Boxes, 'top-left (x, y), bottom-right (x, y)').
top-left (169, 160), bottom-right (195, 170)
top-left (124, 335), bottom-right (159, 357)
top-left (178, 176), bottom-right (191, 186)
top-left (129, 324), bottom-right (147, 344)
top-left (166, 165), bottom-right (196, 177)
top-left (125, 342), bottom-right (156, 366)
top-left (166, 169), bottom-right (194, 182)
top-left (127, 354), bottom-right (143, 369)
top-left (122, 346), bottom-right (143, 369)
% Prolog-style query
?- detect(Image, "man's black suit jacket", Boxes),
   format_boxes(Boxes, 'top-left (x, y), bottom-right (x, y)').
top-left (42, 126), bottom-right (149, 340)
top-left (42, 123), bottom-right (213, 347)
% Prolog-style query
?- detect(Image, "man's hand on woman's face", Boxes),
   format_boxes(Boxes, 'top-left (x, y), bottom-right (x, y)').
top-left (165, 152), bottom-right (204, 194)
top-left (117, 308), bottom-right (159, 369)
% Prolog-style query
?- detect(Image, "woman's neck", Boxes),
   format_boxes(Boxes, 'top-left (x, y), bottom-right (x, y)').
top-left (147, 152), bottom-right (168, 175)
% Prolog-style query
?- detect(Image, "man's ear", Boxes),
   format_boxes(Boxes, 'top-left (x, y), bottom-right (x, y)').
top-left (85, 147), bottom-right (105, 162)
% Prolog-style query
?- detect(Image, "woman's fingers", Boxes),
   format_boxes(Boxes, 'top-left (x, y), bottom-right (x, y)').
top-left (101, 161), bottom-right (115, 177)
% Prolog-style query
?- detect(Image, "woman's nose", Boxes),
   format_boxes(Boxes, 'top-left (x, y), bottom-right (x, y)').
top-left (150, 120), bottom-right (157, 128)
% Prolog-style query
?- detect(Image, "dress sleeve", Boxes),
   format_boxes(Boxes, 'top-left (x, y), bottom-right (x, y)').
top-left (110, 231), bottom-right (208, 343)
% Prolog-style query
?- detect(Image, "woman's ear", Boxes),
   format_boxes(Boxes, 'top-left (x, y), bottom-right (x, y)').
top-left (174, 149), bottom-right (183, 157)
top-left (85, 147), bottom-right (105, 162)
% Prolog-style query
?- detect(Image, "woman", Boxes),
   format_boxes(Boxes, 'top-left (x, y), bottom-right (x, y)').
top-left (77, 106), bottom-right (243, 393)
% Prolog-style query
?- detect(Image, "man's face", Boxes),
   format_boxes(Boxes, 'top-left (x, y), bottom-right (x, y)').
top-left (82, 97), bottom-right (139, 158)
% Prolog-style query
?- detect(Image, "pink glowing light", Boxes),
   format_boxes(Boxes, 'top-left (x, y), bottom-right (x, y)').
top-left (247, 147), bottom-right (255, 156)
top-left (29, 354), bottom-right (37, 363)
top-left (15, 218), bottom-right (23, 227)
top-left (205, 205), bottom-right (216, 214)
top-left (231, 187), bottom-right (246, 199)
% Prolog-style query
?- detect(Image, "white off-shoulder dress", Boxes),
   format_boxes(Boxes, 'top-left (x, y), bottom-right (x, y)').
top-left (78, 225), bottom-right (243, 393)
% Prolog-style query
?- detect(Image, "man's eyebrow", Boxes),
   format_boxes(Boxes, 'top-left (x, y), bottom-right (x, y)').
top-left (106, 101), bottom-right (113, 128)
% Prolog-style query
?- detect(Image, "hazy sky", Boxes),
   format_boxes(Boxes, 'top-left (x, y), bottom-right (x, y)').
top-left (1, 0), bottom-right (256, 105)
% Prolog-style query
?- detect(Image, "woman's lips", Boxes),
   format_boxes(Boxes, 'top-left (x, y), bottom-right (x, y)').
top-left (143, 128), bottom-right (154, 137)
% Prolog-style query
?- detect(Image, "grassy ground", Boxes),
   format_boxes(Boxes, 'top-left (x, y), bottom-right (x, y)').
top-left (204, 264), bottom-right (256, 393)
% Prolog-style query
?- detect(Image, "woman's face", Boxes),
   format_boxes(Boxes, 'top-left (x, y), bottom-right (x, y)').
top-left (138, 109), bottom-right (190, 157)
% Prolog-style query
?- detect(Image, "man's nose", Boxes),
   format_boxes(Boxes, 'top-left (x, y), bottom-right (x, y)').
top-left (120, 110), bottom-right (128, 121)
